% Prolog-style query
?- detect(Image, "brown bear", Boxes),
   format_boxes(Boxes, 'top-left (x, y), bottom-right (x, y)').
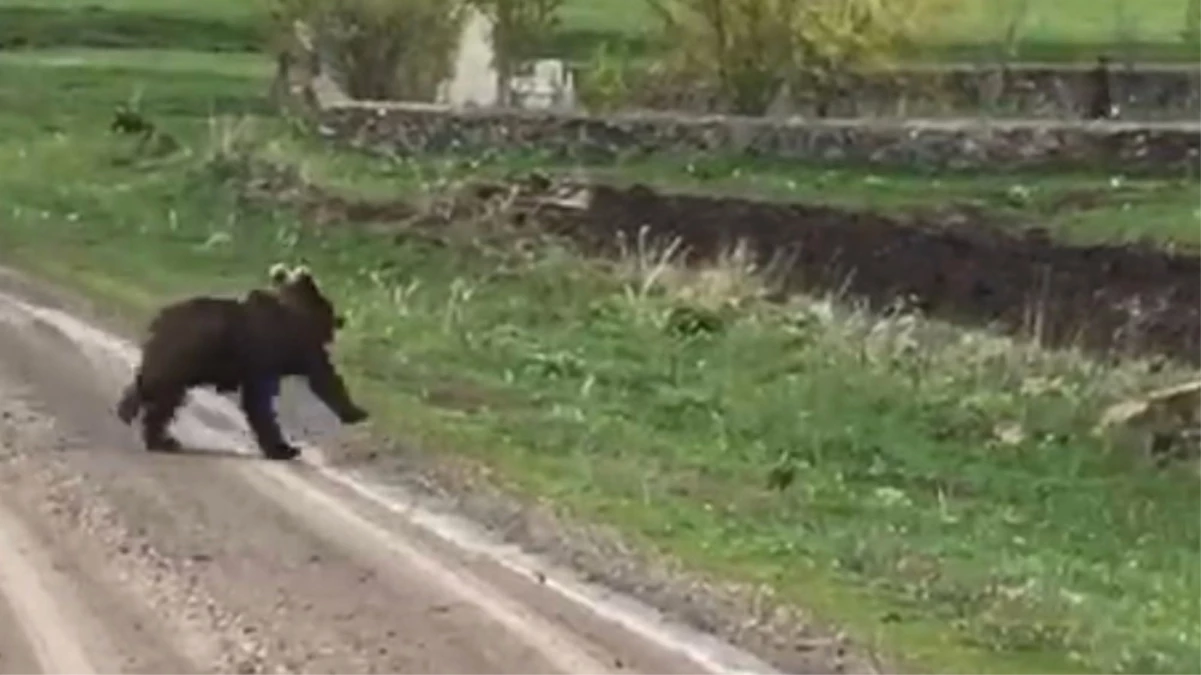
top-left (115, 263), bottom-right (368, 460)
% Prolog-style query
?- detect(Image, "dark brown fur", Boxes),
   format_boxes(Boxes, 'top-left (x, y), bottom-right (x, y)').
top-left (115, 265), bottom-right (367, 459)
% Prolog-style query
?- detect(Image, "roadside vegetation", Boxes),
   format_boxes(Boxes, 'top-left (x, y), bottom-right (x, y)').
top-left (0, 1), bottom-right (1197, 673)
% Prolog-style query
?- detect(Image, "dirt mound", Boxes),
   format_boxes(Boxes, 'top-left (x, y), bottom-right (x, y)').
top-left (524, 181), bottom-right (1200, 365)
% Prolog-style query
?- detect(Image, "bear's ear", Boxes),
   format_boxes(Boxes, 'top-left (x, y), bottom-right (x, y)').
top-left (268, 263), bottom-right (291, 285)
top-left (289, 265), bottom-right (313, 283)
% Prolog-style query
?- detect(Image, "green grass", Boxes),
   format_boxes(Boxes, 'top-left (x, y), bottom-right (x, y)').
top-left (0, 52), bottom-right (1198, 675)
top-left (0, 1), bottom-right (262, 52)
top-left (928, 0), bottom-right (1199, 62)
top-left (1, 0), bottom-right (1197, 63)
top-left (554, 0), bottom-right (1201, 63)
top-left (0, 47), bottom-right (272, 76)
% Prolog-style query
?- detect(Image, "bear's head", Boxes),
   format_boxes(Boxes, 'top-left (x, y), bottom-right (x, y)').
top-left (267, 262), bottom-right (345, 344)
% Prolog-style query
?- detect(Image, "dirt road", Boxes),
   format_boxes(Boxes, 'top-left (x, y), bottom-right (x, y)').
top-left (0, 267), bottom-right (778, 675)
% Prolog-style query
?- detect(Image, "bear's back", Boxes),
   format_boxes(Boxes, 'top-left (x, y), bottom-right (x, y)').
top-left (139, 295), bottom-right (245, 389)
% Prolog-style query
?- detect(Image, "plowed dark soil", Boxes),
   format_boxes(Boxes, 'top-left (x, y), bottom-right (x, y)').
top-left (532, 182), bottom-right (1200, 365)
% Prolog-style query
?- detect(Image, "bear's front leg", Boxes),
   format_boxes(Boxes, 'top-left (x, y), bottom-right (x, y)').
top-left (240, 376), bottom-right (300, 460)
top-left (303, 350), bottom-right (368, 425)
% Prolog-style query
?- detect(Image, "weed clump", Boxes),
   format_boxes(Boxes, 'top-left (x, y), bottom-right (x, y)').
top-left (265, 0), bottom-right (465, 101)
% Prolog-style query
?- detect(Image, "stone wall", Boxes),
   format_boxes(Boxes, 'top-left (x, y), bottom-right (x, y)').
top-left (624, 63), bottom-right (1201, 121)
top-left (317, 98), bottom-right (1201, 176)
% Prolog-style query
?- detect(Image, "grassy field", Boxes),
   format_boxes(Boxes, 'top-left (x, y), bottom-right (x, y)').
top-left (1, 0), bottom-right (1197, 63)
top-left (0, 2), bottom-right (1199, 673)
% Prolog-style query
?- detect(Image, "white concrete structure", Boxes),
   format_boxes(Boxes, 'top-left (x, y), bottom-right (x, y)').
top-left (437, 6), bottom-right (500, 108)
top-left (436, 7), bottom-right (576, 110)
top-left (511, 59), bottom-right (577, 110)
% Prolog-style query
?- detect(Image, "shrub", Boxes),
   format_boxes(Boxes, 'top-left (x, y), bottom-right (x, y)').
top-left (263, 0), bottom-right (466, 101)
top-left (576, 42), bottom-right (639, 113)
top-left (645, 0), bottom-right (947, 115)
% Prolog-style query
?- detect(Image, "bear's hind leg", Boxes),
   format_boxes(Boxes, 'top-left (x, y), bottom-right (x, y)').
top-left (240, 377), bottom-right (299, 460)
top-left (141, 387), bottom-right (185, 452)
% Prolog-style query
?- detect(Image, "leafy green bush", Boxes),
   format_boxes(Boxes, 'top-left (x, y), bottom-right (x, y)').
top-left (263, 0), bottom-right (465, 101)
top-left (576, 42), bottom-right (639, 112)
top-left (645, 0), bottom-right (948, 115)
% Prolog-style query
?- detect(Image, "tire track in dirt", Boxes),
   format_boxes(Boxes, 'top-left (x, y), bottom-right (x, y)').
top-left (0, 498), bottom-right (93, 674)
